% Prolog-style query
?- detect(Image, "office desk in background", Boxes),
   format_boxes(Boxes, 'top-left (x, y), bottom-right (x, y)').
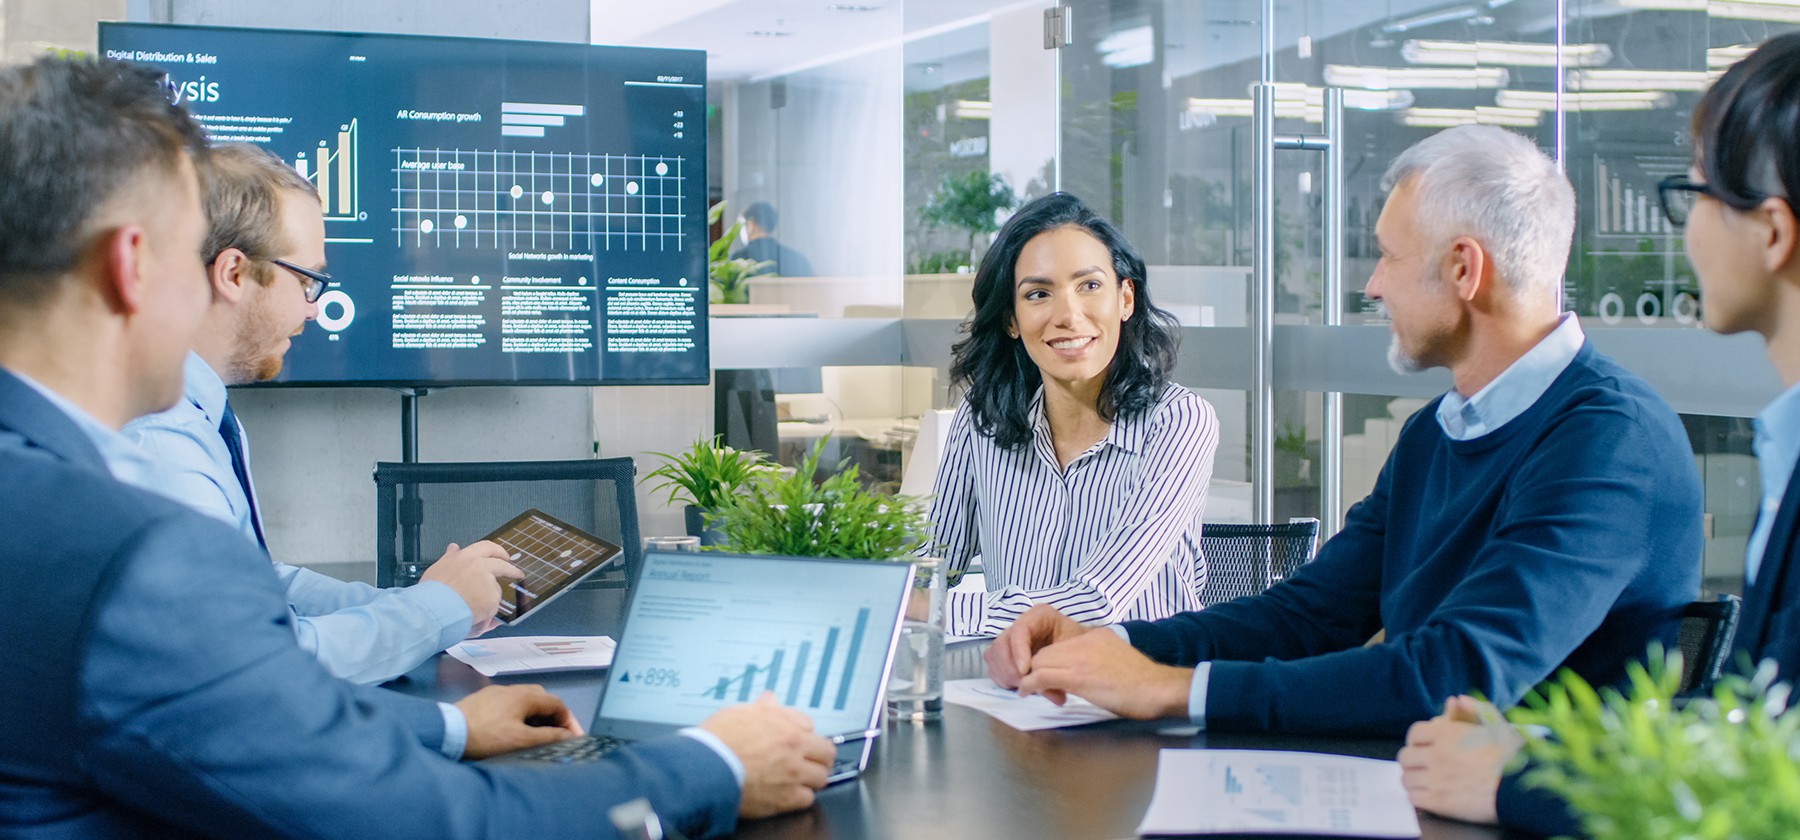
top-left (388, 589), bottom-right (1510, 840)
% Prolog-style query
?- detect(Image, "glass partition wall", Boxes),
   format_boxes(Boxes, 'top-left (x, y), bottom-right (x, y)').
top-left (712, 0), bottom-right (1784, 597)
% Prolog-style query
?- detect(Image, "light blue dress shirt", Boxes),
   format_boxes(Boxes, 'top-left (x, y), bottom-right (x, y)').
top-left (1746, 381), bottom-right (1800, 586)
top-left (110, 357), bottom-right (741, 773)
top-left (123, 353), bottom-right (474, 686)
top-left (1114, 313), bottom-right (1589, 726)
top-left (1435, 312), bottom-right (1586, 441)
top-left (12, 371), bottom-right (157, 485)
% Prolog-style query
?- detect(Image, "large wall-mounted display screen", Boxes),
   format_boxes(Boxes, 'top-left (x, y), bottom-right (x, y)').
top-left (101, 23), bottom-right (708, 386)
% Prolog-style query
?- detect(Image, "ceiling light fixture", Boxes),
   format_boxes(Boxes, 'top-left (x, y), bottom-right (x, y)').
top-left (1401, 106), bottom-right (1542, 127)
top-left (1099, 25), bottom-right (1155, 69)
top-left (1267, 82), bottom-right (1415, 110)
top-left (1615, 0), bottom-right (1800, 22)
top-left (1380, 6), bottom-right (1492, 34)
top-left (1401, 39), bottom-right (1613, 66)
top-left (952, 100), bottom-right (991, 120)
top-left (1496, 89), bottom-right (1676, 111)
top-left (1708, 44), bottom-right (1757, 69)
top-left (1568, 68), bottom-right (1713, 91)
top-left (1324, 64), bottom-right (1509, 89)
top-left (1185, 98), bottom-right (1322, 123)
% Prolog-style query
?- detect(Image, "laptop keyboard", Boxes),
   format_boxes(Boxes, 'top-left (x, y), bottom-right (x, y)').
top-left (509, 735), bottom-right (626, 764)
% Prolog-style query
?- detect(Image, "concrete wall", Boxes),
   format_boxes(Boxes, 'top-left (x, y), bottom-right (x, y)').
top-left (4, 0), bottom-right (124, 63)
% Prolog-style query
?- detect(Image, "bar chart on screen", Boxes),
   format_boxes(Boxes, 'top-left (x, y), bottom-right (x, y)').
top-left (696, 607), bottom-right (873, 710)
top-left (294, 119), bottom-right (363, 224)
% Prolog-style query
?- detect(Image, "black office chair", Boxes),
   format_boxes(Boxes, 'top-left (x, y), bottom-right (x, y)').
top-left (1197, 519), bottom-right (1321, 607)
top-left (374, 457), bottom-right (641, 590)
top-left (1674, 594), bottom-right (1742, 695)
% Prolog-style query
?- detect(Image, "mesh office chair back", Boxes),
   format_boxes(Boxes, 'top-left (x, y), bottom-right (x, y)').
top-left (374, 458), bottom-right (641, 590)
top-left (1197, 519), bottom-right (1321, 608)
top-left (1674, 594), bottom-right (1742, 695)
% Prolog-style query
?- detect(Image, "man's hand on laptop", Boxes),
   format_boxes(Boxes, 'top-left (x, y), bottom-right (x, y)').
top-left (984, 604), bottom-right (1087, 689)
top-left (456, 684), bottom-right (584, 759)
top-left (421, 540), bottom-right (524, 635)
top-left (699, 693), bottom-right (834, 819)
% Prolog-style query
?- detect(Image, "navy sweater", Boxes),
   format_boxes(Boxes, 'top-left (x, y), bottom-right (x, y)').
top-left (1122, 343), bottom-right (1703, 737)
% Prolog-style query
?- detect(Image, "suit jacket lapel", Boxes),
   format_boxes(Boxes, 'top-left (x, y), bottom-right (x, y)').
top-left (0, 368), bottom-right (110, 475)
top-left (1741, 449), bottom-right (1800, 659)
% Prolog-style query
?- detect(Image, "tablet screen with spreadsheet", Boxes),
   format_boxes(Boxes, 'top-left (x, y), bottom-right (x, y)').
top-left (480, 508), bottom-right (623, 625)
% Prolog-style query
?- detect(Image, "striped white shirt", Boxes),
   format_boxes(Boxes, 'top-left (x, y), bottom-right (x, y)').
top-left (930, 383), bottom-right (1219, 636)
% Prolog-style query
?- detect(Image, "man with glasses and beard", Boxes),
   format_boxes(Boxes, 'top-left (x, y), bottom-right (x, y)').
top-left (125, 142), bottom-right (520, 686)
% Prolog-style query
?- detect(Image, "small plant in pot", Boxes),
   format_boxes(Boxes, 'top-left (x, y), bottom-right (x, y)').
top-left (708, 438), bottom-right (932, 561)
top-left (641, 436), bottom-right (775, 545)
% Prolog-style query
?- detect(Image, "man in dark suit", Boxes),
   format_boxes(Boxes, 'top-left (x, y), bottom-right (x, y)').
top-left (0, 56), bottom-right (831, 838)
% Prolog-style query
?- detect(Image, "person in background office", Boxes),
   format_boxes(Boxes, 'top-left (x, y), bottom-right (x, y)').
top-left (734, 200), bottom-right (814, 276)
top-left (0, 56), bottom-right (832, 839)
top-left (986, 125), bottom-right (1703, 737)
top-left (121, 143), bottom-right (520, 686)
top-left (1399, 33), bottom-right (1800, 835)
top-left (930, 191), bottom-right (1219, 637)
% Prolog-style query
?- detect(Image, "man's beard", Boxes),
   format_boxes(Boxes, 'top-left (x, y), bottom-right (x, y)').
top-left (1386, 333), bottom-right (1424, 376)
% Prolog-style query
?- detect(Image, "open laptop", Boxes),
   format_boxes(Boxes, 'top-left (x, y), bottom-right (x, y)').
top-left (486, 549), bottom-right (914, 782)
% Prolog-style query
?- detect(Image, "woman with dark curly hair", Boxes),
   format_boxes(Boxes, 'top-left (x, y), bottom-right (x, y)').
top-left (929, 192), bottom-right (1219, 637)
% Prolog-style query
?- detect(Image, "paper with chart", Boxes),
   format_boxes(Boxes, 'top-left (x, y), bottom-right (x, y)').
top-left (1137, 749), bottom-right (1421, 837)
top-left (448, 635), bottom-right (616, 677)
top-left (942, 678), bottom-right (1119, 730)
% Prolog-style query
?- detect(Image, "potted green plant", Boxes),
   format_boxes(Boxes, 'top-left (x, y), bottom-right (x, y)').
top-left (641, 436), bottom-right (775, 545)
top-left (708, 438), bottom-right (932, 560)
top-left (1507, 651), bottom-right (1800, 839)
top-left (713, 438), bottom-right (947, 718)
top-left (919, 170), bottom-right (1018, 269)
top-left (708, 201), bottom-right (773, 304)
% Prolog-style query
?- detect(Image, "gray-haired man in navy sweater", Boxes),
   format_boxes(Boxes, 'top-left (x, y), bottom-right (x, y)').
top-left (985, 124), bottom-right (1703, 739)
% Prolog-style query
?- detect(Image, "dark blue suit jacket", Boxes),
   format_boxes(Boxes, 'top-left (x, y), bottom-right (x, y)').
top-left (0, 369), bottom-right (739, 838)
top-left (1734, 450), bottom-right (1800, 678)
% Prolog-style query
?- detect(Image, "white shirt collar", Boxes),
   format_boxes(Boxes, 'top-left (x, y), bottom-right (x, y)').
top-left (1437, 312), bottom-right (1586, 441)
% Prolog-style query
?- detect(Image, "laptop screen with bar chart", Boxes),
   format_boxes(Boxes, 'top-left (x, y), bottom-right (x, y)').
top-left (594, 551), bottom-right (912, 741)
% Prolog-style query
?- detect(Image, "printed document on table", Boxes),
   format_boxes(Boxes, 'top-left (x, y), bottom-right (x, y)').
top-left (942, 678), bottom-right (1119, 730)
top-left (447, 635), bottom-right (616, 677)
top-left (1137, 749), bottom-right (1421, 837)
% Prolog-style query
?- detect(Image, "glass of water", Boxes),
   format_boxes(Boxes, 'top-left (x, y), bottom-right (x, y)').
top-left (641, 535), bottom-right (700, 554)
top-left (887, 556), bottom-right (946, 722)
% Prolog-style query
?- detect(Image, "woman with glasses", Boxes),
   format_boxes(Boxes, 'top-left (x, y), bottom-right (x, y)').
top-left (1396, 31), bottom-right (1800, 836)
top-left (929, 192), bottom-right (1219, 637)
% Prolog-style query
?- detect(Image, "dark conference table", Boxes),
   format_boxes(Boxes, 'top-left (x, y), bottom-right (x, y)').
top-left (389, 588), bottom-right (1514, 840)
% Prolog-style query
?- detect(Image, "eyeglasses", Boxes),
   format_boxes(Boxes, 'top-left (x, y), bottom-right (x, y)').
top-left (270, 258), bottom-right (334, 303)
top-left (1656, 174), bottom-right (1775, 228)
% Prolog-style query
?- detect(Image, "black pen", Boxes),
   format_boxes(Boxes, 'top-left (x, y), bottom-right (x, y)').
top-left (827, 728), bottom-right (883, 745)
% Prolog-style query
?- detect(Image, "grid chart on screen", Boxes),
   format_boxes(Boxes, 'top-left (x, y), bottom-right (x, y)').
top-left (391, 148), bottom-right (686, 251)
top-left (487, 511), bottom-right (620, 621)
